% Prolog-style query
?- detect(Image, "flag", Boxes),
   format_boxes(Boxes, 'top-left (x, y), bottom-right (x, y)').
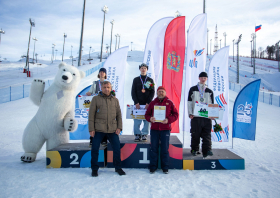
top-left (182, 14), bottom-right (207, 139)
top-left (162, 16), bottom-right (186, 133)
top-left (255, 25), bottom-right (262, 32)
top-left (208, 46), bottom-right (230, 142)
top-left (103, 46), bottom-right (129, 115)
top-left (232, 79), bottom-right (261, 140)
top-left (143, 17), bottom-right (173, 85)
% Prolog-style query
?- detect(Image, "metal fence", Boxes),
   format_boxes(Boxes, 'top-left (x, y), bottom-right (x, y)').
top-left (229, 81), bottom-right (280, 107)
top-left (0, 62), bottom-right (104, 104)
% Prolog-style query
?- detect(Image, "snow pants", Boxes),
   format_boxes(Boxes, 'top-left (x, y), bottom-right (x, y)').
top-left (190, 117), bottom-right (212, 154)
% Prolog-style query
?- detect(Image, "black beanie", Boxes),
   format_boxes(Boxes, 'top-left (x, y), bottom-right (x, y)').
top-left (199, 72), bottom-right (208, 78)
top-left (139, 63), bottom-right (148, 70)
top-left (99, 68), bottom-right (107, 74)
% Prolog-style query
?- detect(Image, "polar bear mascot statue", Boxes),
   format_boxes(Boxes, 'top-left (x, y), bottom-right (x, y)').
top-left (21, 62), bottom-right (85, 162)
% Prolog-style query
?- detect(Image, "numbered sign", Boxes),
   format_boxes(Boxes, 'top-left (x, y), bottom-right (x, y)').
top-left (46, 143), bottom-right (106, 168)
top-left (107, 135), bottom-right (183, 169)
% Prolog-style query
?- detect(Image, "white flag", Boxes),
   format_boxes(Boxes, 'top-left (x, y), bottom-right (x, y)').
top-left (103, 46), bottom-right (129, 114)
top-left (143, 17), bottom-right (173, 85)
top-left (208, 46), bottom-right (230, 142)
top-left (182, 14), bottom-right (207, 146)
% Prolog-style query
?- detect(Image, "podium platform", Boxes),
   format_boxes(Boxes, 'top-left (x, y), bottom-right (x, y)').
top-left (107, 135), bottom-right (183, 169)
top-left (183, 149), bottom-right (245, 170)
top-left (46, 143), bottom-right (106, 168)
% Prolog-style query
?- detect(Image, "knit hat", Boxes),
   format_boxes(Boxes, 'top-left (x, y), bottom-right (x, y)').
top-left (139, 63), bottom-right (148, 70)
top-left (99, 68), bottom-right (107, 74)
top-left (199, 72), bottom-right (208, 78)
top-left (157, 86), bottom-right (166, 92)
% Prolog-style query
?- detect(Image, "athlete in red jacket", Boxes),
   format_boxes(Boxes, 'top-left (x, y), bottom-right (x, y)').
top-left (145, 86), bottom-right (178, 174)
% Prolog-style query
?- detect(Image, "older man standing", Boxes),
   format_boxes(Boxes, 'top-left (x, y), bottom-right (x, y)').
top-left (145, 86), bottom-right (178, 174)
top-left (88, 81), bottom-right (125, 177)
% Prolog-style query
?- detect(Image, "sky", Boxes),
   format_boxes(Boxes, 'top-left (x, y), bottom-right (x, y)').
top-left (0, 0), bottom-right (279, 61)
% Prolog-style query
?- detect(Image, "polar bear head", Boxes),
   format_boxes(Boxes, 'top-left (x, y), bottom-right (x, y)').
top-left (54, 62), bottom-right (85, 90)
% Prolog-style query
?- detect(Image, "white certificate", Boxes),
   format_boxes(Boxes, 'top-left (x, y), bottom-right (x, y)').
top-left (78, 95), bottom-right (94, 109)
top-left (208, 104), bottom-right (219, 118)
top-left (193, 103), bottom-right (208, 118)
top-left (133, 105), bottom-right (147, 116)
top-left (154, 106), bottom-right (166, 122)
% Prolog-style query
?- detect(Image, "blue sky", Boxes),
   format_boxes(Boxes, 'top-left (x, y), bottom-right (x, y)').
top-left (0, 0), bottom-right (279, 61)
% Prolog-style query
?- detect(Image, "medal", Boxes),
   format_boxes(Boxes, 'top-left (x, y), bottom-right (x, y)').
top-left (140, 75), bottom-right (148, 93)
top-left (197, 83), bottom-right (206, 103)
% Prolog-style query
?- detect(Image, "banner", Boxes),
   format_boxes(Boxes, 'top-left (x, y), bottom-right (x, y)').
top-left (162, 16), bottom-right (185, 133)
top-left (233, 79), bottom-right (261, 140)
top-left (103, 46), bottom-right (129, 115)
top-left (182, 14), bottom-right (207, 138)
top-left (143, 17), bottom-right (173, 85)
top-left (208, 46), bottom-right (230, 142)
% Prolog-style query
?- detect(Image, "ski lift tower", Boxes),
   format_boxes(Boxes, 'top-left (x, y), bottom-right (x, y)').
top-left (213, 24), bottom-right (219, 54)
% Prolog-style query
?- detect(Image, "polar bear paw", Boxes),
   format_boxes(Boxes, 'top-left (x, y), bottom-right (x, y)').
top-left (32, 79), bottom-right (45, 87)
top-left (64, 118), bottom-right (78, 132)
top-left (21, 153), bottom-right (37, 163)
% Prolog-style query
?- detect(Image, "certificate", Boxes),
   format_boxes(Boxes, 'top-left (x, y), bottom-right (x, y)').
top-left (133, 105), bottom-right (147, 116)
top-left (208, 104), bottom-right (219, 118)
top-left (193, 103), bottom-right (208, 118)
top-left (154, 106), bottom-right (166, 122)
top-left (78, 95), bottom-right (94, 109)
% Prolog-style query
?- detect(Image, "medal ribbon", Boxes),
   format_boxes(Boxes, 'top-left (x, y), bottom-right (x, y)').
top-left (197, 83), bottom-right (206, 101)
top-left (140, 75), bottom-right (148, 90)
top-left (99, 80), bottom-right (102, 91)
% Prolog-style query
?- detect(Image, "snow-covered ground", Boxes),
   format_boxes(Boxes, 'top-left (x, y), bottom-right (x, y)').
top-left (1, 51), bottom-right (280, 197)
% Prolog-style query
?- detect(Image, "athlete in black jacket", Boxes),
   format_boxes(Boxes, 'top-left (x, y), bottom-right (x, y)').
top-left (131, 63), bottom-right (155, 141)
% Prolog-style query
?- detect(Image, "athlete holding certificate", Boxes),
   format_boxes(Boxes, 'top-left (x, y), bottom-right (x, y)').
top-left (188, 72), bottom-right (214, 158)
top-left (145, 86), bottom-right (178, 174)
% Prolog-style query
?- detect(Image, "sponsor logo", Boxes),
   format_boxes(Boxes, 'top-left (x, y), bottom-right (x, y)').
top-left (75, 108), bottom-right (89, 125)
top-left (146, 50), bottom-right (151, 66)
top-left (167, 51), bottom-right (181, 72)
top-left (215, 93), bottom-right (227, 108)
top-left (236, 102), bottom-right (252, 123)
top-left (189, 48), bottom-right (205, 68)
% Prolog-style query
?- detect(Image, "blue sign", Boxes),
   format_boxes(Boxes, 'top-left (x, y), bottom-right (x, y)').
top-left (232, 79), bottom-right (261, 140)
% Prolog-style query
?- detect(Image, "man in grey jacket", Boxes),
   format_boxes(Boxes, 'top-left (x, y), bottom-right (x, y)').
top-left (88, 81), bottom-right (125, 177)
top-left (188, 72), bottom-right (214, 158)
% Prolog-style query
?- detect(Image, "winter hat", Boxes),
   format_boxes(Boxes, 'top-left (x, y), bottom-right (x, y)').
top-left (157, 86), bottom-right (166, 92)
top-left (99, 68), bottom-right (107, 74)
top-left (199, 72), bottom-right (208, 78)
top-left (139, 63), bottom-right (149, 70)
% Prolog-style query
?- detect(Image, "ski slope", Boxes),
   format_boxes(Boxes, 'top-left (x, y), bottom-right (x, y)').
top-left (0, 51), bottom-right (280, 197)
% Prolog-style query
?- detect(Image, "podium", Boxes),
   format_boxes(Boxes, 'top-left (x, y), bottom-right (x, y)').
top-left (46, 143), bottom-right (106, 168)
top-left (107, 135), bottom-right (183, 169)
top-left (183, 149), bottom-right (245, 170)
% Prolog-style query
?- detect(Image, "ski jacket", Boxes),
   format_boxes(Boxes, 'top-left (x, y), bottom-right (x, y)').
top-left (88, 92), bottom-right (122, 133)
top-left (88, 80), bottom-right (108, 95)
top-left (188, 83), bottom-right (214, 118)
top-left (131, 75), bottom-right (155, 105)
top-left (145, 96), bottom-right (178, 131)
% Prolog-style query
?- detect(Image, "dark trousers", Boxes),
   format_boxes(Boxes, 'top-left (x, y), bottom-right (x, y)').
top-left (190, 117), bottom-right (212, 154)
top-left (150, 130), bottom-right (170, 170)
top-left (91, 132), bottom-right (121, 170)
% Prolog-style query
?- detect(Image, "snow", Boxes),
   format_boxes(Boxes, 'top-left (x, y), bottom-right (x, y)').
top-left (1, 51), bottom-right (280, 197)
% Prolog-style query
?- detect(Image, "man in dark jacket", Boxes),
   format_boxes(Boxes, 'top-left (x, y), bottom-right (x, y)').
top-left (131, 63), bottom-right (155, 142)
top-left (88, 81), bottom-right (125, 177)
top-left (188, 72), bottom-right (214, 158)
top-left (145, 86), bottom-right (178, 174)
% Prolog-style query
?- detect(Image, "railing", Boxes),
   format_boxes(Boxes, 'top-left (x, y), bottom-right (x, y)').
top-left (0, 62), bottom-right (104, 104)
top-left (229, 81), bottom-right (280, 107)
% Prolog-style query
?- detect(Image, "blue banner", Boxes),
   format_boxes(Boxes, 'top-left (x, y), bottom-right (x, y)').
top-left (232, 79), bottom-right (261, 140)
top-left (70, 85), bottom-right (91, 140)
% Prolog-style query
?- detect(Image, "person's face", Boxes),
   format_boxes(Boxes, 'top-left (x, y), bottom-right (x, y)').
top-left (199, 77), bottom-right (207, 84)
top-left (140, 67), bottom-right (147, 75)
top-left (99, 71), bottom-right (106, 78)
top-left (157, 89), bottom-right (166, 99)
top-left (102, 83), bottom-right (112, 95)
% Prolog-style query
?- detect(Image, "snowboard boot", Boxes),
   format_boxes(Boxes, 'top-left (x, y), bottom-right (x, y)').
top-left (163, 169), bottom-right (169, 174)
top-left (150, 169), bottom-right (157, 174)
top-left (115, 168), bottom-right (126, 176)
top-left (141, 135), bottom-right (147, 142)
top-left (203, 150), bottom-right (213, 158)
top-left (91, 170), bottom-right (98, 177)
top-left (134, 134), bottom-right (141, 142)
